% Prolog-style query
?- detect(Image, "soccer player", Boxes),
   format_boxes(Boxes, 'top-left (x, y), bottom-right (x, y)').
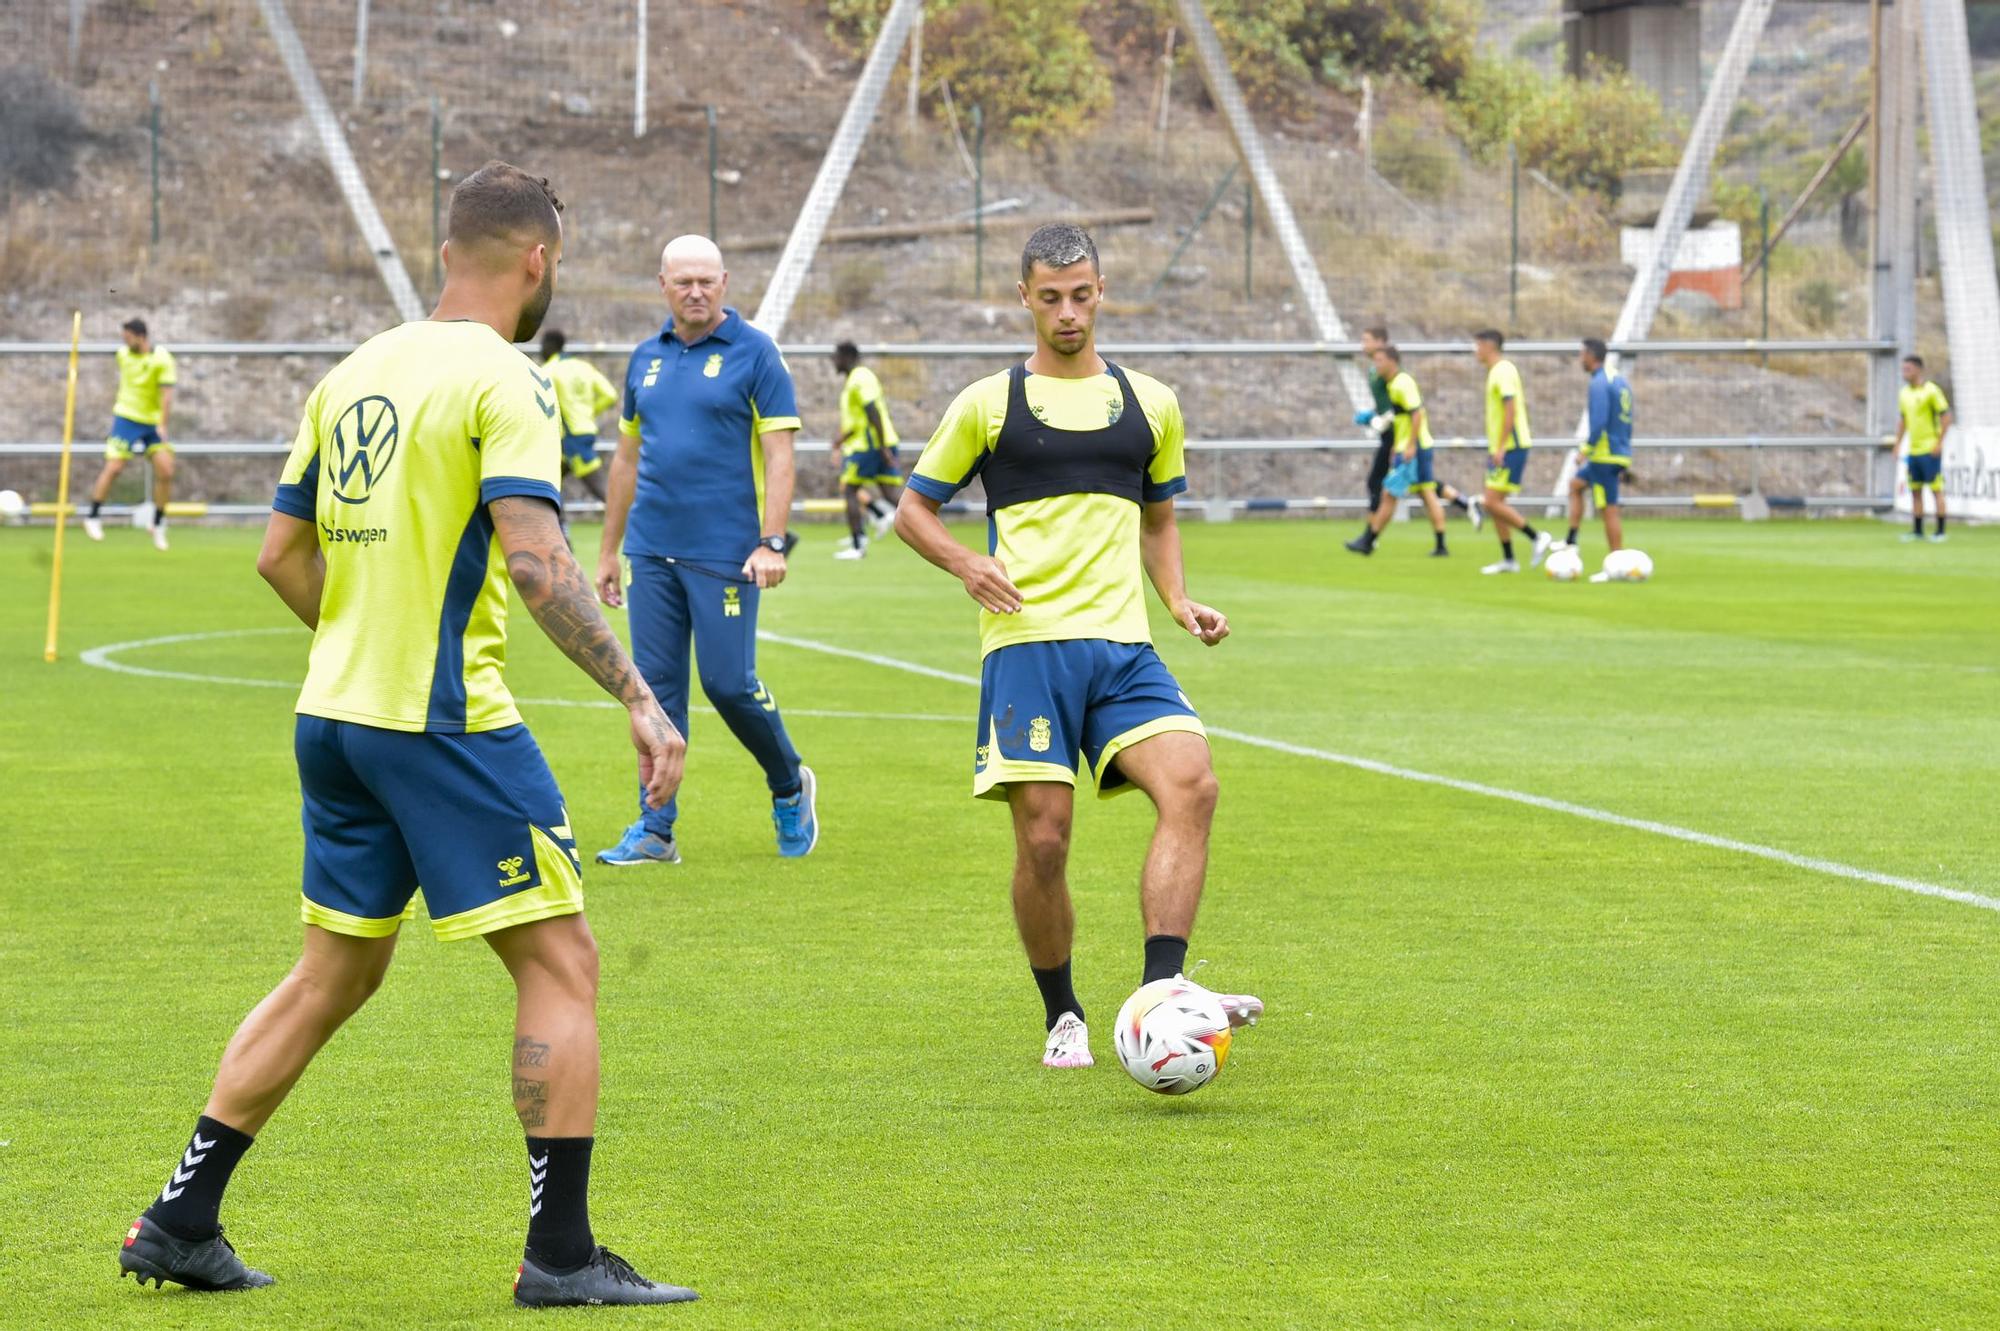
top-left (894, 222), bottom-right (1263, 1070)
top-left (1355, 325), bottom-right (1395, 530)
top-left (1473, 329), bottom-right (1553, 574)
top-left (594, 234), bottom-right (817, 864)
top-left (830, 339), bottom-right (901, 560)
top-left (1345, 344), bottom-right (1450, 557)
top-left (83, 317), bottom-right (177, 550)
top-left (1889, 354), bottom-right (1951, 542)
top-left (117, 162), bottom-right (697, 1307)
top-left (1561, 337), bottom-right (1634, 581)
top-left (540, 328), bottom-right (618, 510)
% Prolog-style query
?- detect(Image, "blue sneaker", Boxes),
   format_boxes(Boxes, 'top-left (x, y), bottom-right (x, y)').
top-left (594, 820), bottom-right (681, 866)
top-left (772, 765), bottom-right (818, 858)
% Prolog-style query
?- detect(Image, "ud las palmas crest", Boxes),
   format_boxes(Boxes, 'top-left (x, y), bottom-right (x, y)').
top-left (704, 352), bottom-right (724, 378)
top-left (1028, 716), bottom-right (1052, 753)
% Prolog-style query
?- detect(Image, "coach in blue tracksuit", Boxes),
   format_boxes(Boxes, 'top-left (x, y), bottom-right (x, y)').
top-left (594, 234), bottom-right (817, 864)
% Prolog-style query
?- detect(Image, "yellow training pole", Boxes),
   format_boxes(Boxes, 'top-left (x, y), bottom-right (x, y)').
top-left (44, 311), bottom-right (82, 662)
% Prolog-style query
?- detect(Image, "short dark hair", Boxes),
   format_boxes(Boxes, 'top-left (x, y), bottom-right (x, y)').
top-left (834, 340), bottom-right (860, 361)
top-left (1375, 343), bottom-right (1401, 365)
top-left (1020, 223), bottom-right (1099, 282)
top-left (447, 161), bottom-right (563, 253)
top-left (1475, 328), bottom-right (1504, 348)
top-left (122, 317), bottom-right (147, 337)
top-left (1904, 354), bottom-right (1924, 369)
top-left (540, 329), bottom-right (567, 356)
top-left (1581, 337), bottom-right (1608, 363)
top-left (1363, 325), bottom-right (1389, 342)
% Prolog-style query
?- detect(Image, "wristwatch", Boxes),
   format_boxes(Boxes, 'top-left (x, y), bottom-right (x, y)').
top-left (757, 534), bottom-right (788, 554)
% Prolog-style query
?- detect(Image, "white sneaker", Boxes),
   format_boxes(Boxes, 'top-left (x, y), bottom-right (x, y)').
top-left (1928, 532), bottom-right (1949, 543)
top-left (1588, 570), bottom-right (1612, 583)
top-left (1529, 530), bottom-right (1555, 569)
top-left (869, 507), bottom-right (896, 539)
top-left (1180, 976), bottom-right (1264, 1029)
top-left (151, 525), bottom-right (169, 552)
top-left (1900, 531), bottom-right (1922, 543)
top-left (1481, 558), bottom-right (1519, 575)
top-left (1466, 497), bottom-right (1485, 531)
top-left (1042, 1012), bottom-right (1093, 1068)
top-left (83, 515), bottom-right (103, 541)
top-left (832, 540), bottom-right (866, 561)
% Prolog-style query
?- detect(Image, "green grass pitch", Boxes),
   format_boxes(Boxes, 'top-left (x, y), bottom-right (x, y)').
top-left (2, 517), bottom-right (1996, 1329)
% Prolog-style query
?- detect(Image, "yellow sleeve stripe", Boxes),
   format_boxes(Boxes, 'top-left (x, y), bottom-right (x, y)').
top-left (754, 415), bottom-right (802, 436)
top-left (619, 416), bottom-right (641, 436)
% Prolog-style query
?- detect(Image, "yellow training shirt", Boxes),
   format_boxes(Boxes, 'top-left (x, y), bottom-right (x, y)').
top-left (910, 365), bottom-right (1187, 658)
top-left (1387, 371), bottom-right (1434, 451)
top-left (1899, 381), bottom-right (1950, 456)
top-left (1484, 358), bottom-right (1531, 454)
top-left (839, 365), bottom-right (900, 455)
top-left (544, 352), bottom-right (620, 437)
top-left (114, 346), bottom-right (177, 425)
top-left (273, 321), bottom-right (563, 733)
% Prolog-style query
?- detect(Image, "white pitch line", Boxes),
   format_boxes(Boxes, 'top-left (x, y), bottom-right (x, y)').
top-left (79, 628), bottom-right (961, 725)
top-left (758, 630), bottom-right (2000, 915)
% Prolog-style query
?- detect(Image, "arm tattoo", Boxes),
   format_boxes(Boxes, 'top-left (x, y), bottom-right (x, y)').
top-left (495, 498), bottom-right (648, 707)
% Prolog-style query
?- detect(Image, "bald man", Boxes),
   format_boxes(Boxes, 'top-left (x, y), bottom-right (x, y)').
top-left (595, 236), bottom-right (817, 864)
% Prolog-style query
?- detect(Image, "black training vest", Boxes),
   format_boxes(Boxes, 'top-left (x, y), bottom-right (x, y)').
top-left (980, 362), bottom-right (1154, 514)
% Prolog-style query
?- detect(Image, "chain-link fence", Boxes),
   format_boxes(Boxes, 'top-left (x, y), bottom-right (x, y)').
top-left (0, 0), bottom-right (1964, 513)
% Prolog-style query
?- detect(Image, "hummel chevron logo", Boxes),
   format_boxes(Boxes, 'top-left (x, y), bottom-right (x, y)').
top-left (529, 1153), bottom-right (549, 1217)
top-left (535, 393), bottom-right (557, 419)
top-left (160, 1132), bottom-right (219, 1199)
top-left (529, 368), bottom-right (553, 393)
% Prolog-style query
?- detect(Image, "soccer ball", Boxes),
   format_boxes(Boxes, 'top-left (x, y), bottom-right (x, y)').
top-left (1544, 546), bottom-right (1584, 582)
top-left (1114, 978), bottom-right (1232, 1095)
top-left (0, 489), bottom-right (24, 520)
top-left (1603, 549), bottom-right (1653, 582)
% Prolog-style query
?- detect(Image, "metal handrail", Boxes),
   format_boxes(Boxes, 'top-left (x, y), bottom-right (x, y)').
top-left (0, 338), bottom-right (1901, 358)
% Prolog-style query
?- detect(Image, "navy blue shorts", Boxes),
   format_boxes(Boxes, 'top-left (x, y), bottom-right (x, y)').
top-left (1906, 452), bottom-right (1942, 490)
top-left (840, 447), bottom-right (901, 486)
top-left (294, 717), bottom-right (583, 941)
top-left (1485, 447), bottom-right (1529, 494)
top-left (561, 432), bottom-right (602, 478)
top-left (1581, 461), bottom-right (1625, 507)
top-left (1407, 447), bottom-right (1436, 493)
top-left (974, 640), bottom-right (1205, 801)
top-left (105, 415), bottom-right (166, 460)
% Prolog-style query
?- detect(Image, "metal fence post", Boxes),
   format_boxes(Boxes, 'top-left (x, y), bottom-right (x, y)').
top-left (706, 105), bottom-right (719, 240)
top-left (430, 96), bottom-right (442, 294)
top-left (972, 105), bottom-right (984, 298)
top-left (1243, 179), bottom-right (1252, 299)
top-left (1760, 189), bottom-right (1771, 369)
top-left (351, 0), bottom-right (369, 110)
top-left (633, 0), bottom-right (647, 137)
top-left (1509, 142), bottom-right (1520, 326)
top-left (148, 80), bottom-right (160, 247)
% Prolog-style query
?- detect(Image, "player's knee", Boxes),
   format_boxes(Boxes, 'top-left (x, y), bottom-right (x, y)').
top-left (153, 453), bottom-right (176, 481)
top-left (1163, 765), bottom-right (1219, 825)
top-left (1015, 812), bottom-right (1071, 872)
top-left (698, 670), bottom-right (754, 710)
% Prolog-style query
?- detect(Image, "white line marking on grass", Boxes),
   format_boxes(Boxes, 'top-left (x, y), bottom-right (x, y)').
top-left (759, 630), bottom-right (2000, 915)
top-left (79, 629), bottom-right (960, 724)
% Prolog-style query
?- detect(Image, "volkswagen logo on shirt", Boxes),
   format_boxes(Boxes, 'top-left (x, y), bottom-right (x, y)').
top-left (329, 395), bottom-right (400, 504)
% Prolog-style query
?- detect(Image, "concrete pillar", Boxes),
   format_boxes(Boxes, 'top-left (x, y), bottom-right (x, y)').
top-left (1867, 0), bottom-right (1919, 439)
top-left (1565, 0), bottom-right (1703, 124)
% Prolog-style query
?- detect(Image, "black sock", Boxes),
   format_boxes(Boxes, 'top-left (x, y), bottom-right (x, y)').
top-left (143, 1115), bottom-right (254, 1241)
top-left (1914, 515), bottom-right (1924, 534)
top-left (1434, 531), bottom-right (1447, 552)
top-left (870, 497), bottom-right (895, 519)
top-left (1566, 526), bottom-right (1580, 546)
top-left (1501, 539), bottom-right (1515, 560)
top-left (88, 498), bottom-right (102, 518)
top-left (1447, 495), bottom-right (1467, 512)
top-left (1031, 958), bottom-right (1082, 1030)
top-left (1143, 934), bottom-right (1189, 985)
top-left (1521, 523), bottom-right (1539, 540)
top-left (1935, 516), bottom-right (1946, 534)
top-left (153, 508), bottom-right (166, 528)
top-left (524, 1136), bottom-right (595, 1271)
